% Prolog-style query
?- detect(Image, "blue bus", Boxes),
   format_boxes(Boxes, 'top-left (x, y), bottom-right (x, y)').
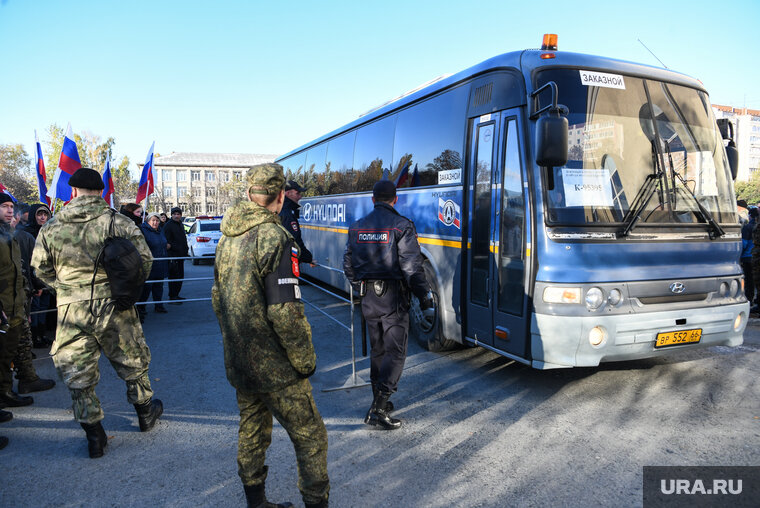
top-left (276, 35), bottom-right (747, 369)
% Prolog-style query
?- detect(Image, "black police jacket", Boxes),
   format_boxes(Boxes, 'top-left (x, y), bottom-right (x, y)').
top-left (279, 197), bottom-right (313, 264)
top-left (343, 201), bottom-right (429, 300)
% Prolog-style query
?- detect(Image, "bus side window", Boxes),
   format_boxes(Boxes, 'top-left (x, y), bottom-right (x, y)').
top-left (498, 118), bottom-right (525, 315)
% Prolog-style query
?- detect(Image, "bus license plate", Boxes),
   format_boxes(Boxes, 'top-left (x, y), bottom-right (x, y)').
top-left (655, 329), bottom-right (702, 348)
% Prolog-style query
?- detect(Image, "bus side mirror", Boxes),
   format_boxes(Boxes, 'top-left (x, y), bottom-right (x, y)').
top-left (717, 119), bottom-right (739, 180)
top-left (535, 113), bottom-right (568, 168)
top-left (726, 141), bottom-right (739, 180)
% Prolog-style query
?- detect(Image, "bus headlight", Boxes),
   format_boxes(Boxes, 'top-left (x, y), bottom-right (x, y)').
top-left (730, 279), bottom-right (739, 297)
top-left (543, 287), bottom-right (581, 304)
top-left (589, 326), bottom-right (607, 347)
top-left (585, 287), bottom-right (604, 310)
top-left (608, 288), bottom-right (623, 306)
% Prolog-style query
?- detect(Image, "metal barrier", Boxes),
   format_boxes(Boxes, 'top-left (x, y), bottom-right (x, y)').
top-left (28, 255), bottom-right (371, 393)
top-left (298, 264), bottom-right (369, 392)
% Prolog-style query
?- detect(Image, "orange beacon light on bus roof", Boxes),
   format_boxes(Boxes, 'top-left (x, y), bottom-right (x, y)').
top-left (541, 33), bottom-right (558, 59)
top-left (541, 34), bottom-right (558, 50)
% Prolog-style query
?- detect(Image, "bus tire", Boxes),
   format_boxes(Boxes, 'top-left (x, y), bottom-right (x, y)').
top-left (410, 261), bottom-right (457, 352)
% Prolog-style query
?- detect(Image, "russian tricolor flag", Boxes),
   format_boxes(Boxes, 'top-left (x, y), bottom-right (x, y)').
top-left (102, 152), bottom-right (115, 208)
top-left (135, 141), bottom-right (155, 204)
top-left (0, 182), bottom-right (17, 202)
top-left (394, 159), bottom-right (411, 188)
top-left (35, 130), bottom-right (50, 206)
top-left (47, 124), bottom-right (81, 204)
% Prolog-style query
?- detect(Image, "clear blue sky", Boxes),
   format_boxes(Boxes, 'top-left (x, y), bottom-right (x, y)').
top-left (1, 0), bottom-right (758, 179)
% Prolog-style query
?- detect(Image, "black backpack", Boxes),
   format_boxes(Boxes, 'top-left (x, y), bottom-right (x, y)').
top-left (90, 210), bottom-right (145, 315)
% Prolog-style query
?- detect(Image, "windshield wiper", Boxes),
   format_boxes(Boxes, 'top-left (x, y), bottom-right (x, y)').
top-left (620, 170), bottom-right (664, 237)
top-left (673, 172), bottom-right (725, 239)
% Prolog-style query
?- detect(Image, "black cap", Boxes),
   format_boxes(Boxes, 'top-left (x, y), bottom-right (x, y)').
top-left (69, 167), bottom-right (104, 190)
top-left (170, 207), bottom-right (182, 214)
top-left (373, 179), bottom-right (396, 201)
top-left (285, 180), bottom-right (307, 193)
top-left (0, 193), bottom-right (13, 205)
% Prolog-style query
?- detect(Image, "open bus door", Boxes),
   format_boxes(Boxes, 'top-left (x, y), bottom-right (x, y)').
top-left (465, 110), bottom-right (531, 360)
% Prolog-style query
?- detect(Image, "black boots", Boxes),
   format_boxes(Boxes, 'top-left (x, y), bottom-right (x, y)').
top-left (243, 483), bottom-right (294, 508)
top-left (364, 390), bottom-right (402, 430)
top-left (17, 377), bottom-right (55, 394)
top-left (134, 398), bottom-right (163, 432)
top-left (371, 384), bottom-right (394, 412)
top-left (304, 499), bottom-right (329, 508)
top-left (80, 421), bottom-right (107, 458)
top-left (0, 391), bottom-right (33, 408)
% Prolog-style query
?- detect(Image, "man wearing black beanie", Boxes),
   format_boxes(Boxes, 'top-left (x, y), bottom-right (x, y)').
top-left (32, 167), bottom-right (164, 458)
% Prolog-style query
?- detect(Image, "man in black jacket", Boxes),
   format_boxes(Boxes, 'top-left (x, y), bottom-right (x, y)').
top-left (279, 180), bottom-right (316, 267)
top-left (343, 180), bottom-right (435, 430)
top-left (163, 207), bottom-right (189, 303)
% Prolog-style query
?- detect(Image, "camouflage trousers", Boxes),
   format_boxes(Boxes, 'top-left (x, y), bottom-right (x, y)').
top-left (0, 318), bottom-right (23, 392)
top-left (52, 300), bottom-right (154, 424)
top-left (13, 319), bottom-right (39, 382)
top-left (236, 378), bottom-right (329, 505)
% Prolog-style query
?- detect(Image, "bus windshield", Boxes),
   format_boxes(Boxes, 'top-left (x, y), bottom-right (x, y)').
top-left (536, 69), bottom-right (736, 227)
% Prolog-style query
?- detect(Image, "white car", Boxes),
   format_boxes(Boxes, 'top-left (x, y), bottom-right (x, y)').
top-left (187, 218), bottom-right (222, 265)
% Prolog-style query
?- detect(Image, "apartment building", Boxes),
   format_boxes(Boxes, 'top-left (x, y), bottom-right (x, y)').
top-left (713, 105), bottom-right (760, 182)
top-left (139, 152), bottom-right (277, 215)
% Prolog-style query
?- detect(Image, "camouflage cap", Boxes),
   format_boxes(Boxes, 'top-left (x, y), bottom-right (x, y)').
top-left (247, 163), bottom-right (285, 196)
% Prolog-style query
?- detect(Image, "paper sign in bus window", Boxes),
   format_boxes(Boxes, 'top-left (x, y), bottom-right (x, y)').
top-left (562, 168), bottom-right (614, 207)
top-left (579, 70), bottom-right (626, 90)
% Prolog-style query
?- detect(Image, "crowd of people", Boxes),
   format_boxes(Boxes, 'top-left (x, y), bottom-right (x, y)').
top-left (0, 174), bottom-right (189, 454)
top-left (737, 199), bottom-right (760, 314)
top-left (1, 163), bottom-right (438, 508)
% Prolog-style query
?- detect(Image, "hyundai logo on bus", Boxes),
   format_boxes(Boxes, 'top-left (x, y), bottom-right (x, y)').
top-left (670, 282), bottom-right (686, 294)
top-left (301, 202), bottom-right (345, 224)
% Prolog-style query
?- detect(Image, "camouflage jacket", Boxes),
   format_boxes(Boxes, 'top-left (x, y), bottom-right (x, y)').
top-left (0, 222), bottom-right (25, 321)
top-left (212, 200), bottom-right (315, 393)
top-left (31, 195), bottom-right (152, 306)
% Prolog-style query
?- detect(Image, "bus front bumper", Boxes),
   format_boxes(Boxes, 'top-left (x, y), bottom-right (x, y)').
top-left (530, 302), bottom-right (749, 369)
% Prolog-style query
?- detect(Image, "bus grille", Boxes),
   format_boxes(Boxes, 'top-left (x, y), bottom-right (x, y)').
top-left (638, 293), bottom-right (708, 304)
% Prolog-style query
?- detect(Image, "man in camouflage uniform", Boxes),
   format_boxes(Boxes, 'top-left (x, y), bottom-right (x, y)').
top-left (1, 193), bottom-right (34, 451)
top-left (9, 203), bottom-right (56, 394)
top-left (212, 163), bottom-right (329, 508)
top-left (31, 168), bottom-right (164, 459)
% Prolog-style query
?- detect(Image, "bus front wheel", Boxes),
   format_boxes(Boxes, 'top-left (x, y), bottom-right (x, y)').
top-left (410, 261), bottom-right (457, 352)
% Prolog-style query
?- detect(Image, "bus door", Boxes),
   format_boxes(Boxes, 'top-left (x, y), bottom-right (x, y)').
top-left (465, 110), bottom-right (530, 359)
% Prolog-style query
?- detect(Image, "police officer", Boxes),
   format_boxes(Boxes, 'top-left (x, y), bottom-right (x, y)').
top-left (31, 168), bottom-right (163, 459)
top-left (279, 180), bottom-right (316, 266)
top-left (212, 163), bottom-right (329, 508)
top-left (343, 179), bottom-right (435, 430)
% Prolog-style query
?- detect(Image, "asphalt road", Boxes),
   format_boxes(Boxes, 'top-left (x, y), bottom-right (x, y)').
top-left (2, 262), bottom-right (758, 507)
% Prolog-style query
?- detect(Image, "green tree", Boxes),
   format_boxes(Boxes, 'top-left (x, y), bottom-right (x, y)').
top-left (0, 143), bottom-right (37, 203)
top-left (735, 172), bottom-right (760, 205)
